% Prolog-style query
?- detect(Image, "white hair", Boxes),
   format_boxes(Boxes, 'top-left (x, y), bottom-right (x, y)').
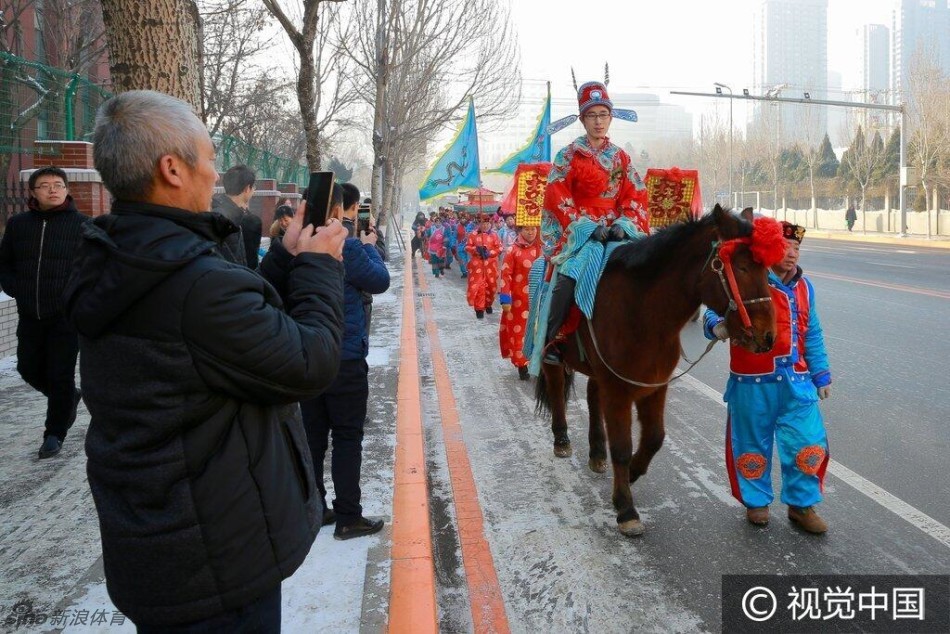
top-left (93, 90), bottom-right (209, 201)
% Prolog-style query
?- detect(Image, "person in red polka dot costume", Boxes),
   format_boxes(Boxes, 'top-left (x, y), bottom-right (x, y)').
top-left (499, 225), bottom-right (543, 379)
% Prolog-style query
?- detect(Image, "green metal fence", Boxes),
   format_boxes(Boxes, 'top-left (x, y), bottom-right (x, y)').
top-left (215, 135), bottom-right (308, 187)
top-left (0, 51), bottom-right (111, 154)
top-left (1, 52), bottom-right (307, 187)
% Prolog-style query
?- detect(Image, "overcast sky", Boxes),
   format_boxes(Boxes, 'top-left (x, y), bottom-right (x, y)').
top-left (511, 0), bottom-right (897, 99)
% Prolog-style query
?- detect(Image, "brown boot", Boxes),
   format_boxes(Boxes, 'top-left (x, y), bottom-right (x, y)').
top-left (746, 506), bottom-right (770, 526)
top-left (788, 506), bottom-right (828, 534)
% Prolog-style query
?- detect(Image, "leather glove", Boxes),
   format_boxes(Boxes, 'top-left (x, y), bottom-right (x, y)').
top-left (712, 322), bottom-right (729, 341)
top-left (607, 224), bottom-right (626, 241)
top-left (818, 385), bottom-right (831, 400)
top-left (478, 246), bottom-right (490, 259)
top-left (591, 225), bottom-right (609, 243)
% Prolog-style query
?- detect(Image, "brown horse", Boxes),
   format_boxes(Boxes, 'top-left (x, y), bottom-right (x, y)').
top-left (536, 205), bottom-right (778, 537)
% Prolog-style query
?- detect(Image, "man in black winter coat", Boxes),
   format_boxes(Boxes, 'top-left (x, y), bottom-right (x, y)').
top-left (0, 166), bottom-right (87, 458)
top-left (63, 90), bottom-right (348, 632)
top-left (211, 164), bottom-right (263, 268)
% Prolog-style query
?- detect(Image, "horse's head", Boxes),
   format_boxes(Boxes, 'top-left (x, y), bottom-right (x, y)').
top-left (700, 205), bottom-right (784, 353)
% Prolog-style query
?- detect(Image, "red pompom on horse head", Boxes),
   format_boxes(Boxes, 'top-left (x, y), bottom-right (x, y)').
top-left (719, 216), bottom-right (786, 268)
top-left (749, 217), bottom-right (787, 267)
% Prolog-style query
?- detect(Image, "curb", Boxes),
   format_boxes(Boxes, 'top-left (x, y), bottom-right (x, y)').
top-left (387, 261), bottom-right (438, 633)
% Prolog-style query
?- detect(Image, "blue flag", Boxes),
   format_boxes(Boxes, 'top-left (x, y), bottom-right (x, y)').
top-left (490, 89), bottom-right (551, 174)
top-left (419, 100), bottom-right (481, 201)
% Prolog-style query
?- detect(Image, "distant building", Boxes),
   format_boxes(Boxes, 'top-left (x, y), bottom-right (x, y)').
top-left (752, 0), bottom-right (829, 142)
top-left (890, 0), bottom-right (950, 103)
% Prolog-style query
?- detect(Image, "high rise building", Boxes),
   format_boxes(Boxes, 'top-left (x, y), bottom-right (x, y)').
top-left (752, 0), bottom-right (829, 142)
top-left (891, 0), bottom-right (950, 103)
top-left (860, 24), bottom-right (891, 96)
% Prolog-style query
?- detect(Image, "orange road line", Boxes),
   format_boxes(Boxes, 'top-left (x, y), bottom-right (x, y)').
top-left (416, 265), bottom-right (511, 634)
top-left (388, 261), bottom-right (438, 634)
top-left (808, 270), bottom-right (950, 300)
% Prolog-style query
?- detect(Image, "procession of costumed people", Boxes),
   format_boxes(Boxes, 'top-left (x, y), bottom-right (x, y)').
top-left (411, 69), bottom-right (652, 381)
top-left (410, 70), bottom-right (711, 381)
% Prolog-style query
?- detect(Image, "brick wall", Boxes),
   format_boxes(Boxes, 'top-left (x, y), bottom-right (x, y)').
top-left (0, 297), bottom-right (19, 359)
top-left (27, 141), bottom-right (110, 217)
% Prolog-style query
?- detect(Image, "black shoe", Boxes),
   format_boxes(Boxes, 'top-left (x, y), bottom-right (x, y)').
top-left (461, 272), bottom-right (468, 278)
top-left (38, 435), bottom-right (62, 459)
top-left (334, 516), bottom-right (384, 541)
top-left (475, 310), bottom-right (484, 319)
top-left (542, 344), bottom-right (563, 366)
top-left (485, 305), bottom-right (493, 314)
top-left (322, 508), bottom-right (336, 526)
top-left (518, 366), bottom-right (530, 381)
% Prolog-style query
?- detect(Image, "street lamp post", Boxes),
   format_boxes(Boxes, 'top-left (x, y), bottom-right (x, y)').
top-left (714, 82), bottom-right (733, 207)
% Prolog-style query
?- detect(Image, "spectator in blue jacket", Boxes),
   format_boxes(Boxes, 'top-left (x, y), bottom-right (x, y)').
top-left (301, 183), bottom-right (391, 540)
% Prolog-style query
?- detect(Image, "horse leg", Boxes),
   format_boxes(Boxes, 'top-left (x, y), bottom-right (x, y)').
top-left (629, 386), bottom-right (668, 484)
top-left (604, 389), bottom-right (643, 536)
top-left (543, 364), bottom-right (572, 457)
top-left (586, 378), bottom-right (608, 473)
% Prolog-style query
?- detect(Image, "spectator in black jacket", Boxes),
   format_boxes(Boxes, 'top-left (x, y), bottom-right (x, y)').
top-left (211, 165), bottom-right (263, 268)
top-left (0, 166), bottom-right (87, 458)
top-left (299, 183), bottom-right (390, 540)
top-left (62, 90), bottom-right (348, 631)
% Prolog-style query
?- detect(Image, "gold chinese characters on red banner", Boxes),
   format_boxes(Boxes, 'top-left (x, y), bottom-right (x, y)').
top-left (502, 163), bottom-right (551, 227)
top-left (644, 167), bottom-right (703, 229)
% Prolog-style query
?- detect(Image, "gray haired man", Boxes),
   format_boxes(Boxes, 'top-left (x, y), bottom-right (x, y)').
top-left (63, 90), bottom-right (347, 631)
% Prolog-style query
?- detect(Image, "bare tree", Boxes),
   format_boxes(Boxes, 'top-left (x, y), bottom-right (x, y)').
top-left (798, 104), bottom-right (825, 224)
top-left (906, 47), bottom-right (950, 237)
top-left (840, 125), bottom-right (885, 230)
top-left (199, 0), bottom-right (289, 139)
top-left (695, 111), bottom-right (727, 202)
top-left (99, 0), bottom-right (203, 109)
top-left (0, 0), bottom-right (107, 177)
top-left (344, 0), bottom-right (520, 228)
top-left (260, 0), bottom-right (356, 171)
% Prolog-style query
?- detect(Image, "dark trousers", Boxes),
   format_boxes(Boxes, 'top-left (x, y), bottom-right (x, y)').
top-left (16, 314), bottom-right (79, 440)
top-left (135, 585), bottom-right (281, 633)
top-left (300, 359), bottom-right (369, 528)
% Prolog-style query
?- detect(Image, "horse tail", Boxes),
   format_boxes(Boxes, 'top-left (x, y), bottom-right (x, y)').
top-left (535, 367), bottom-right (575, 415)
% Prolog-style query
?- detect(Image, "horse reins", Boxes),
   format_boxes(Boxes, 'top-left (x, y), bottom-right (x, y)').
top-left (582, 238), bottom-right (771, 389)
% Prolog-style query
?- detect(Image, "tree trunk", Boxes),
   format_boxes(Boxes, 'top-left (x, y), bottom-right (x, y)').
top-left (370, 0), bottom-right (388, 219)
top-left (382, 158), bottom-right (396, 236)
top-left (922, 181), bottom-right (932, 239)
top-left (99, 0), bottom-right (203, 112)
top-left (296, 44), bottom-right (321, 171)
top-left (861, 186), bottom-right (867, 233)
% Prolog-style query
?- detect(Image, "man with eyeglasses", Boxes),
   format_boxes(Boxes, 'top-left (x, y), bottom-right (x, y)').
top-left (539, 80), bottom-right (649, 365)
top-left (0, 166), bottom-right (88, 458)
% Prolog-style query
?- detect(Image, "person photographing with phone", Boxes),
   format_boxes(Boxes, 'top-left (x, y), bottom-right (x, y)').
top-left (300, 182), bottom-right (391, 540)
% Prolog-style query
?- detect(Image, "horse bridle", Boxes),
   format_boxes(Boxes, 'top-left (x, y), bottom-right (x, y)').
top-left (582, 237), bottom-right (771, 389)
top-left (708, 238), bottom-right (772, 339)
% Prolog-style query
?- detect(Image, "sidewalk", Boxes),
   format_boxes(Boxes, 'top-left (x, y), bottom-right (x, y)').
top-left (803, 228), bottom-right (950, 249)
top-left (0, 257), bottom-right (406, 633)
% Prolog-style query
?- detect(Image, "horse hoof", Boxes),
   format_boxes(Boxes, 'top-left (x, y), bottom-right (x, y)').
top-left (553, 444), bottom-right (573, 458)
top-left (588, 457), bottom-right (608, 473)
top-left (618, 519), bottom-right (645, 537)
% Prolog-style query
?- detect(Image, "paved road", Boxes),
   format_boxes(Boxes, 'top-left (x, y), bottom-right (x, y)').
top-left (413, 237), bottom-right (950, 633)
top-left (681, 238), bottom-right (950, 528)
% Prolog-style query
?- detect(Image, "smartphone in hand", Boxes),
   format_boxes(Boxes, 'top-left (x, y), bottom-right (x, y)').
top-left (357, 203), bottom-right (372, 235)
top-left (305, 171), bottom-right (335, 228)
